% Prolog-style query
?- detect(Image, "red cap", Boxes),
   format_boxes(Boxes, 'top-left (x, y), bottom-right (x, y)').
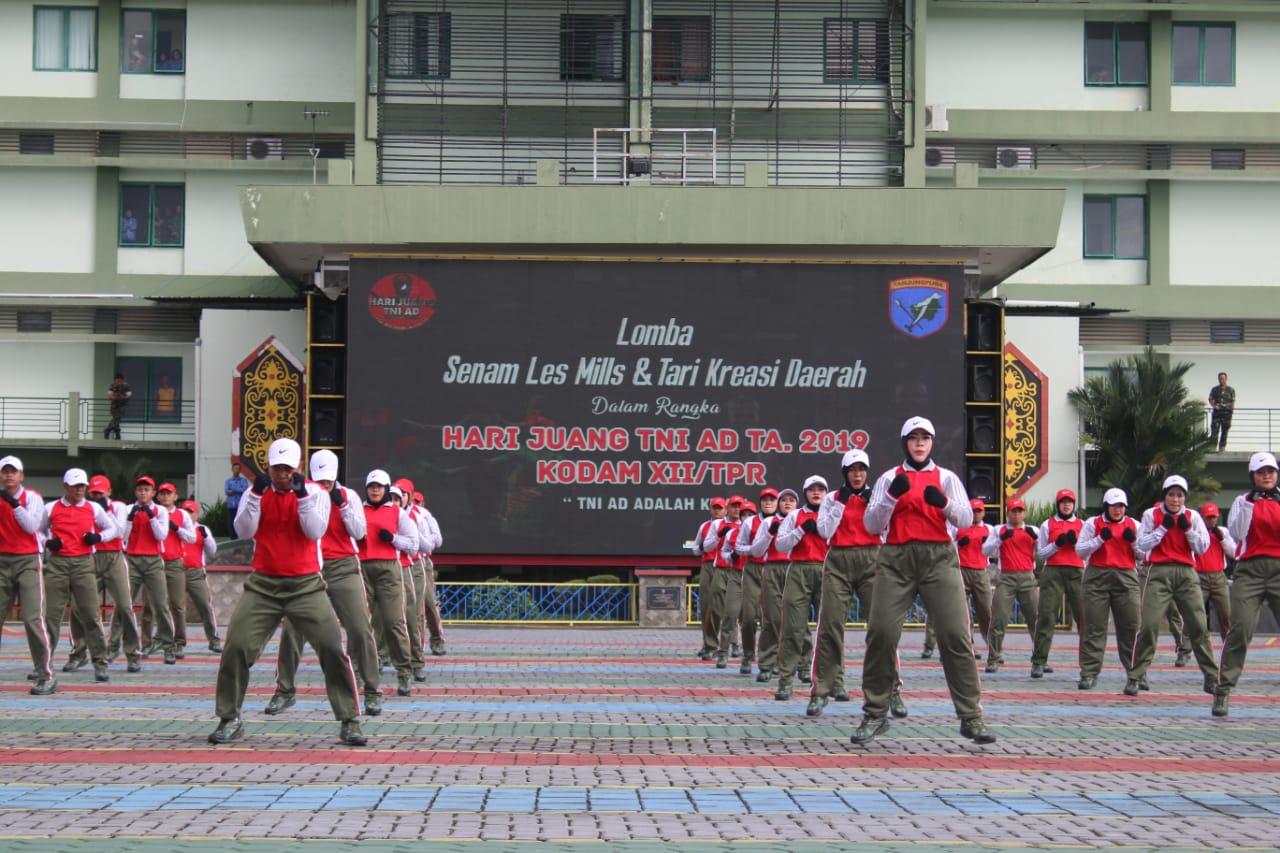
top-left (134, 476), bottom-right (155, 487)
top-left (393, 478), bottom-right (415, 493)
top-left (1056, 489), bottom-right (1077, 503)
top-left (1201, 502), bottom-right (1220, 518)
top-left (970, 498), bottom-right (986, 512)
top-left (1007, 498), bottom-right (1026, 511)
top-left (728, 495), bottom-right (744, 505)
top-left (741, 501), bottom-right (758, 514)
top-left (181, 500), bottom-right (199, 514)
top-left (89, 475), bottom-right (111, 493)
top-left (710, 497), bottom-right (726, 508)
top-left (759, 488), bottom-right (779, 499)
top-left (158, 482), bottom-right (177, 493)
top-left (413, 491), bottom-right (424, 503)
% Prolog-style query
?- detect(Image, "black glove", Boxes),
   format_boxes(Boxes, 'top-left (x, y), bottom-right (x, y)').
top-left (1122, 528), bottom-right (1136, 542)
top-left (330, 484), bottom-right (346, 507)
top-left (1161, 513), bottom-right (1176, 530)
top-left (836, 484), bottom-right (854, 503)
top-left (143, 505), bottom-right (156, 519)
top-left (922, 485), bottom-right (947, 508)
top-left (1000, 527), bottom-right (1014, 541)
top-left (957, 535), bottom-right (970, 547)
top-left (252, 474), bottom-right (270, 495)
top-left (1055, 532), bottom-right (1072, 548)
top-left (0, 491), bottom-right (18, 508)
top-left (96, 497), bottom-right (111, 510)
top-left (1099, 527), bottom-right (1113, 541)
top-left (82, 532), bottom-right (101, 546)
top-left (200, 525), bottom-right (212, 540)
top-left (290, 472), bottom-right (307, 498)
top-left (768, 519), bottom-right (781, 535)
top-left (801, 518), bottom-right (819, 535)
top-left (127, 504), bottom-right (142, 520)
top-left (1066, 530), bottom-right (1078, 545)
top-left (1177, 513), bottom-right (1191, 531)
top-left (169, 521), bottom-right (179, 533)
top-left (1213, 527), bottom-right (1224, 541)
top-left (1023, 526), bottom-right (1039, 542)
top-left (888, 473), bottom-right (911, 498)
top-left (47, 537), bottom-right (63, 552)
top-left (378, 528), bottom-right (395, 544)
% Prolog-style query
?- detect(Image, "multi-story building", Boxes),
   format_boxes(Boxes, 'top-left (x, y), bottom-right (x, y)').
top-left (5, 1), bottom-right (1273, 555)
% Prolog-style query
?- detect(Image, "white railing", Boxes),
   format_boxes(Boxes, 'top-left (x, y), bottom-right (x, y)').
top-left (592, 127), bottom-right (717, 185)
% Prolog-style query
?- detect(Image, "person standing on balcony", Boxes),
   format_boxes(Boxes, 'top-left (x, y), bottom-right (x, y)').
top-left (412, 491), bottom-right (447, 656)
top-left (1208, 372), bottom-right (1236, 451)
top-left (210, 438), bottom-right (366, 746)
top-left (224, 463), bottom-right (249, 536)
top-left (359, 468), bottom-right (418, 699)
top-left (0, 455), bottom-right (56, 695)
top-left (39, 467), bottom-right (118, 684)
top-left (852, 417), bottom-right (993, 745)
top-left (265, 450), bottom-right (381, 718)
top-left (104, 374), bottom-right (131, 440)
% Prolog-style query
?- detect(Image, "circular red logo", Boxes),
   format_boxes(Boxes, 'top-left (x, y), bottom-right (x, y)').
top-left (368, 273), bottom-right (437, 331)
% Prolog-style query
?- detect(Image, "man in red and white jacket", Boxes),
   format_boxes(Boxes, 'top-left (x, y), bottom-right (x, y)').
top-left (1195, 502), bottom-right (1235, 640)
top-left (412, 491), bottom-right (447, 657)
top-left (690, 497), bottom-right (727, 660)
top-left (0, 455), bottom-right (55, 694)
top-left (123, 475), bottom-right (177, 668)
top-left (982, 497), bottom-right (1040, 673)
top-left (1075, 487), bottom-right (1143, 690)
top-left (734, 488), bottom-right (776, 676)
top-left (67, 475), bottom-right (140, 672)
top-left (40, 467), bottom-right (119, 686)
top-left (179, 500), bottom-right (221, 653)
top-left (1030, 489), bottom-right (1085, 679)
top-left (211, 438), bottom-right (365, 747)
top-left (1131, 474), bottom-right (1217, 696)
top-left (359, 468), bottom-right (419, 698)
top-left (145, 483), bottom-right (197, 659)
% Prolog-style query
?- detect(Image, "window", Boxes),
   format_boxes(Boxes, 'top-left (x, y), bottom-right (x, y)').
top-left (1084, 195), bottom-right (1147, 259)
top-left (560, 15), bottom-right (624, 82)
top-left (824, 19), bottom-right (889, 83)
top-left (116, 356), bottom-right (182, 423)
top-left (120, 184), bottom-right (184, 247)
top-left (17, 311), bottom-right (53, 333)
top-left (19, 133), bottom-right (55, 155)
top-left (1173, 23), bottom-right (1234, 85)
top-left (386, 11), bottom-right (451, 78)
top-left (34, 6), bottom-right (97, 71)
top-left (1210, 321), bottom-right (1244, 344)
top-left (1210, 148), bottom-right (1245, 170)
top-left (653, 16), bottom-right (710, 83)
top-left (122, 9), bottom-right (185, 73)
top-left (1084, 22), bottom-right (1148, 86)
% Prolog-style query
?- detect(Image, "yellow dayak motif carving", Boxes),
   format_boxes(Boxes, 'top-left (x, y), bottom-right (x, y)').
top-left (241, 346), bottom-right (302, 474)
top-left (1003, 350), bottom-right (1042, 497)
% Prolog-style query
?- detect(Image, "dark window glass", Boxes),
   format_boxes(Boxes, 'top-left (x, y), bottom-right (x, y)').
top-left (1083, 196), bottom-right (1114, 257)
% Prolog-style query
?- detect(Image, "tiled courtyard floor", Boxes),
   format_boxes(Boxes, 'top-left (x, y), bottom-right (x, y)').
top-left (1, 622), bottom-right (1276, 851)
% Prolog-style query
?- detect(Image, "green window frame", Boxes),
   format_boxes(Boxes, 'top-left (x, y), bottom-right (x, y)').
top-left (385, 11), bottom-right (451, 79)
top-left (33, 6), bottom-right (98, 71)
top-left (1172, 23), bottom-right (1235, 86)
top-left (823, 18), bottom-right (889, 84)
top-left (115, 356), bottom-right (183, 424)
top-left (119, 183), bottom-right (185, 248)
top-left (1083, 194), bottom-right (1147, 260)
top-left (653, 16), bottom-right (710, 83)
top-left (122, 8), bottom-right (186, 74)
top-left (560, 14), bottom-right (625, 82)
top-left (1084, 22), bottom-right (1148, 86)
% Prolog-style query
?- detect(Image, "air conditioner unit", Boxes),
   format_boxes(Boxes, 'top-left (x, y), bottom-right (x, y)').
top-left (245, 137), bottom-right (283, 161)
top-left (924, 104), bottom-right (948, 132)
top-left (996, 145), bottom-right (1034, 170)
top-left (924, 145), bottom-right (955, 168)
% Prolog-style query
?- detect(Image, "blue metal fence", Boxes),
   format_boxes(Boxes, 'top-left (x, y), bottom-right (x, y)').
top-left (436, 582), bottom-right (637, 624)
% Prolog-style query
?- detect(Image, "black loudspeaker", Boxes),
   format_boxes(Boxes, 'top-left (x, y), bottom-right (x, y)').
top-left (966, 463), bottom-right (997, 503)
top-left (967, 413), bottom-right (997, 454)
top-left (968, 363), bottom-right (996, 403)
top-left (310, 402), bottom-right (343, 447)
top-left (967, 305), bottom-right (1000, 352)
top-left (312, 350), bottom-right (345, 395)
top-left (311, 296), bottom-right (346, 344)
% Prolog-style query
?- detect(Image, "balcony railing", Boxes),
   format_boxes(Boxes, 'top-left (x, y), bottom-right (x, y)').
top-left (0, 395), bottom-right (195, 443)
top-left (1205, 408), bottom-right (1278, 449)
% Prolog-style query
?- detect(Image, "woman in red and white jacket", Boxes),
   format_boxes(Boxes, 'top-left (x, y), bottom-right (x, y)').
top-left (1074, 487), bottom-right (1143, 690)
top-left (1195, 502), bottom-right (1235, 641)
top-left (982, 498), bottom-right (1039, 673)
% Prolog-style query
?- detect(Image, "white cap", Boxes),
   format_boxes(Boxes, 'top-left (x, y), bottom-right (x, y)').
top-left (310, 449), bottom-right (339, 481)
top-left (841, 449), bottom-right (870, 469)
top-left (1102, 488), bottom-right (1128, 506)
top-left (63, 468), bottom-right (88, 486)
top-left (803, 475), bottom-right (828, 491)
top-left (366, 469), bottom-right (391, 487)
top-left (267, 438), bottom-right (302, 469)
top-left (900, 416), bottom-right (935, 438)
top-left (1249, 451), bottom-right (1279, 472)
top-left (1162, 474), bottom-right (1189, 494)
top-left (389, 485), bottom-right (404, 498)
top-left (0, 455), bottom-right (23, 472)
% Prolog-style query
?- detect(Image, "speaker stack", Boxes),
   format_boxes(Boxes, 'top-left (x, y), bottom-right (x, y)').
top-left (964, 300), bottom-right (1004, 522)
top-left (307, 292), bottom-right (348, 478)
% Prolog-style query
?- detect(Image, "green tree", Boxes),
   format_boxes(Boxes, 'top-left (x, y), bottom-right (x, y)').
top-left (1067, 347), bottom-right (1218, 511)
